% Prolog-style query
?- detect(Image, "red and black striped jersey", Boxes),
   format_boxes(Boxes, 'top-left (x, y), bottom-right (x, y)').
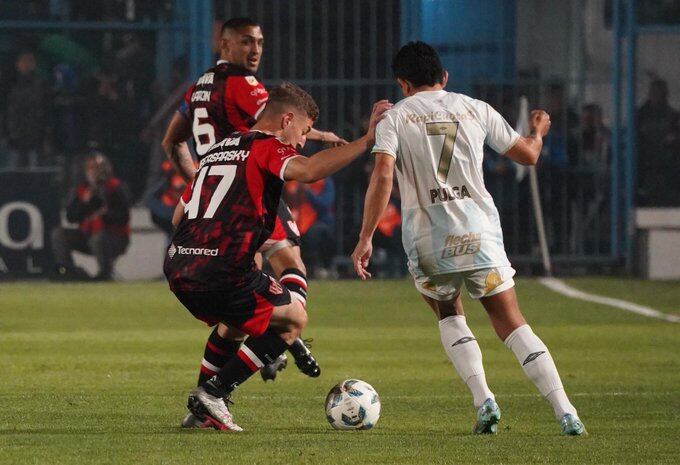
top-left (178, 61), bottom-right (269, 158)
top-left (164, 131), bottom-right (301, 291)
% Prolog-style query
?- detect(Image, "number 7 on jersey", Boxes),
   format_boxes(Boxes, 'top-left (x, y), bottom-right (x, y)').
top-left (426, 121), bottom-right (459, 183)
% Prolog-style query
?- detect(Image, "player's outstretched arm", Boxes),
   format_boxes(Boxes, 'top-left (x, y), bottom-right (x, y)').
top-left (505, 110), bottom-right (551, 165)
top-left (307, 128), bottom-right (349, 145)
top-left (283, 100), bottom-right (392, 183)
top-left (161, 112), bottom-right (196, 181)
top-left (351, 153), bottom-right (395, 280)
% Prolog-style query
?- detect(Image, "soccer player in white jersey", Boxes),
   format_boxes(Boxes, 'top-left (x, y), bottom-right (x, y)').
top-left (351, 42), bottom-right (586, 436)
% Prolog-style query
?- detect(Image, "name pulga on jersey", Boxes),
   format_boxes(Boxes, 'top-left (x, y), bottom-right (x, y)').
top-left (199, 137), bottom-right (249, 169)
top-left (430, 185), bottom-right (471, 204)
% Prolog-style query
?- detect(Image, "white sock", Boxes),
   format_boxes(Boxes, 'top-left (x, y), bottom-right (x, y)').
top-left (439, 315), bottom-right (494, 408)
top-left (504, 324), bottom-right (577, 420)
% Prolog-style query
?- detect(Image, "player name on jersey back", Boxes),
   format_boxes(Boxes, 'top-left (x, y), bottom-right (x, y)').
top-left (430, 185), bottom-right (471, 204)
top-left (199, 137), bottom-right (249, 168)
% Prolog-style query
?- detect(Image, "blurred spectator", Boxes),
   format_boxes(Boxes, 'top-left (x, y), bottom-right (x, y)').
top-left (146, 159), bottom-right (189, 237)
top-left (578, 103), bottom-right (610, 168)
top-left (51, 153), bottom-right (130, 281)
top-left (543, 83), bottom-right (578, 167)
top-left (5, 51), bottom-right (49, 168)
top-left (637, 79), bottom-right (680, 206)
top-left (576, 104), bottom-right (611, 254)
top-left (285, 179), bottom-right (336, 277)
top-left (372, 191), bottom-right (407, 278)
top-left (142, 57), bottom-right (189, 194)
top-left (540, 83), bottom-right (578, 254)
top-left (51, 63), bottom-right (80, 159)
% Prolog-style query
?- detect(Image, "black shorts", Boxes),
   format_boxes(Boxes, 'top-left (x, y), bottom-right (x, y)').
top-left (173, 271), bottom-right (292, 337)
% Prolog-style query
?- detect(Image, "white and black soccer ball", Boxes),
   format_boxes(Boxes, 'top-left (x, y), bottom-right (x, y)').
top-left (325, 379), bottom-right (381, 430)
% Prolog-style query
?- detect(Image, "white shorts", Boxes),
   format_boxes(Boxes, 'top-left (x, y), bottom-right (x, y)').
top-left (413, 266), bottom-right (516, 301)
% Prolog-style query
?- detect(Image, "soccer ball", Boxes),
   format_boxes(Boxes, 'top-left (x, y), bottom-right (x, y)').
top-left (325, 379), bottom-right (381, 430)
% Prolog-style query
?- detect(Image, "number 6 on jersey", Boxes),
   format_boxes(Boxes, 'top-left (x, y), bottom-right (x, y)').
top-left (426, 121), bottom-right (459, 183)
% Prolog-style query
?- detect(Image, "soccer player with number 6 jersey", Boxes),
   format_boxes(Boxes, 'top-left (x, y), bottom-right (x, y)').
top-left (352, 42), bottom-right (586, 436)
top-left (161, 19), bottom-right (349, 429)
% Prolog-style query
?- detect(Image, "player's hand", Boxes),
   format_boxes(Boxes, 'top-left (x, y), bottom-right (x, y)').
top-left (366, 100), bottom-right (393, 142)
top-left (530, 110), bottom-right (551, 137)
top-left (322, 131), bottom-right (349, 146)
top-left (351, 238), bottom-right (373, 280)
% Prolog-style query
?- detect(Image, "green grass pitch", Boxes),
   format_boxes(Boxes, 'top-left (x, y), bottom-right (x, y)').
top-left (1, 278), bottom-right (678, 464)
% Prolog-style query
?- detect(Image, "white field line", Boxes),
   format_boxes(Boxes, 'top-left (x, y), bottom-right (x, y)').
top-left (539, 277), bottom-right (680, 324)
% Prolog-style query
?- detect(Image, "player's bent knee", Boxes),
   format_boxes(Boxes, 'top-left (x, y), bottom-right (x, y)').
top-left (269, 301), bottom-right (307, 336)
top-left (285, 301), bottom-right (308, 333)
top-left (293, 303), bottom-right (308, 330)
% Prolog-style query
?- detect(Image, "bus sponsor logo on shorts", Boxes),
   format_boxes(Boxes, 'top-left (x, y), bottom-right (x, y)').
top-left (168, 243), bottom-right (219, 258)
top-left (441, 232), bottom-right (480, 258)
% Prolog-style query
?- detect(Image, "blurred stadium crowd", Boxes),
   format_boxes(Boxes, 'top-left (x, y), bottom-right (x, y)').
top-left (1, 0), bottom-right (679, 279)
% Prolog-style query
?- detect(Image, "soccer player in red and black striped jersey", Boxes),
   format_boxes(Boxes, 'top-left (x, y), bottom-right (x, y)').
top-left (161, 18), bottom-right (347, 396)
top-left (164, 83), bottom-right (391, 431)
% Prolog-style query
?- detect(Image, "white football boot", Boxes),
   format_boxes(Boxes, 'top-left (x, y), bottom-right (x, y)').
top-left (187, 386), bottom-right (243, 432)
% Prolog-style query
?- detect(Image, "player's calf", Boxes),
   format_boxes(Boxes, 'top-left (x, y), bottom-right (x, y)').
top-left (260, 266), bottom-right (321, 380)
top-left (279, 268), bottom-right (320, 377)
top-left (504, 324), bottom-right (582, 430)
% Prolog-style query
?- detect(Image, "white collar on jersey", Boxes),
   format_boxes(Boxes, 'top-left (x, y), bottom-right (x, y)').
top-left (217, 59), bottom-right (228, 65)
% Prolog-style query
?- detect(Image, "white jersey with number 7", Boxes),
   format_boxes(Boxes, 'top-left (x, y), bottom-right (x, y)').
top-left (371, 90), bottom-right (520, 279)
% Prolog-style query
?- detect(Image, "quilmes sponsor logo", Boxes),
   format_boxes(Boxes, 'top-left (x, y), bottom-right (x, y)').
top-left (168, 243), bottom-right (218, 258)
top-left (441, 232), bottom-right (481, 258)
top-left (405, 110), bottom-right (475, 124)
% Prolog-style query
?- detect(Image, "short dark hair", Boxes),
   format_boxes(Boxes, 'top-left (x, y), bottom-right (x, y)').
top-left (221, 17), bottom-right (260, 35)
top-left (262, 82), bottom-right (319, 121)
top-left (392, 41), bottom-right (444, 88)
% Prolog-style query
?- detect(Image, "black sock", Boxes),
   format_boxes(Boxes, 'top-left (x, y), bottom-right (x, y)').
top-left (197, 326), bottom-right (243, 386)
top-left (210, 329), bottom-right (290, 394)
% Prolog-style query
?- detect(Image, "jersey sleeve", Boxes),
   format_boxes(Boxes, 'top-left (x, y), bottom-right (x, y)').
top-left (484, 103), bottom-right (520, 155)
top-left (177, 84), bottom-right (195, 120)
top-left (225, 75), bottom-right (269, 119)
top-left (180, 182), bottom-right (192, 206)
top-left (257, 139), bottom-right (302, 181)
top-left (371, 111), bottom-right (399, 158)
